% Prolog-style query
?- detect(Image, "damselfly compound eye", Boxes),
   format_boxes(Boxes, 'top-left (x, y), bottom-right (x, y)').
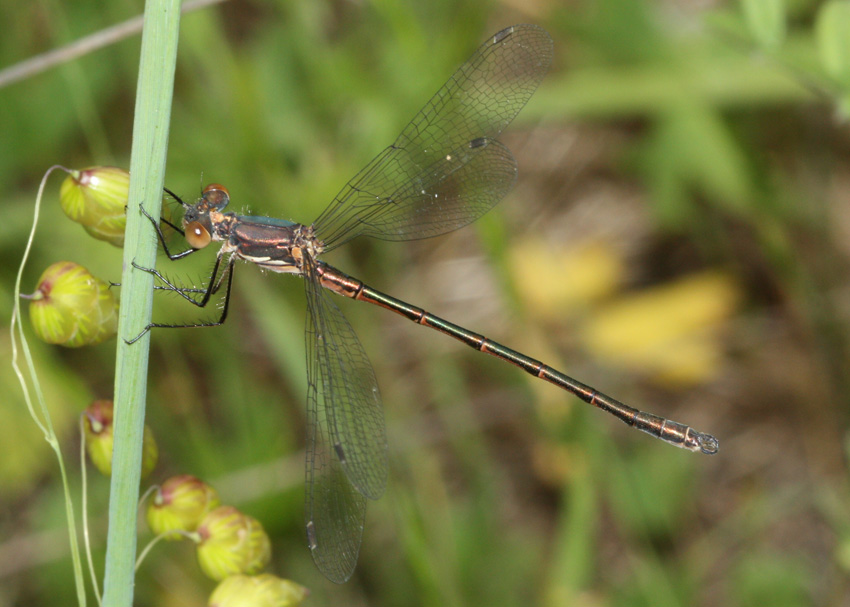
top-left (185, 221), bottom-right (212, 249)
top-left (202, 183), bottom-right (230, 210)
top-left (203, 183), bottom-right (229, 197)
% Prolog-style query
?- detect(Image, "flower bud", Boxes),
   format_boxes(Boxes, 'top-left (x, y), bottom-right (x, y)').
top-left (59, 167), bottom-right (129, 246)
top-left (147, 475), bottom-right (221, 540)
top-left (82, 399), bottom-right (158, 478)
top-left (27, 261), bottom-right (118, 347)
top-left (208, 574), bottom-right (308, 607)
top-left (196, 506), bottom-right (272, 581)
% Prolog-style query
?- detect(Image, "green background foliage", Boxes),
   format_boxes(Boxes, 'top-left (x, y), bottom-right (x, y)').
top-left (2, 0), bottom-right (849, 605)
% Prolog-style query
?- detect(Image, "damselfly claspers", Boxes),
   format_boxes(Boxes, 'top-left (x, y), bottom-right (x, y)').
top-left (133, 24), bottom-right (719, 583)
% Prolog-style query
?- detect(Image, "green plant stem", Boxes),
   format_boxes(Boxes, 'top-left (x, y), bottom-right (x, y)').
top-left (80, 417), bottom-right (101, 605)
top-left (11, 166), bottom-right (88, 606)
top-left (101, 1), bottom-right (181, 605)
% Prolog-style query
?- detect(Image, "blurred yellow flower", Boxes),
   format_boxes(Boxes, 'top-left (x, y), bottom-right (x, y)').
top-left (582, 271), bottom-right (739, 387)
top-left (509, 240), bottom-right (624, 320)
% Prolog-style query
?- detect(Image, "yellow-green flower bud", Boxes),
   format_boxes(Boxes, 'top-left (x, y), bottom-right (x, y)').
top-left (208, 574), bottom-right (308, 607)
top-left (147, 475), bottom-right (221, 540)
top-left (82, 399), bottom-right (158, 478)
top-left (27, 261), bottom-right (118, 347)
top-left (141, 422), bottom-right (159, 479)
top-left (59, 166), bottom-right (129, 247)
top-left (196, 506), bottom-right (272, 581)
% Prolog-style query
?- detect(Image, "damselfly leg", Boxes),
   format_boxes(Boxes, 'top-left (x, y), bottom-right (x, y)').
top-left (126, 187), bottom-right (238, 343)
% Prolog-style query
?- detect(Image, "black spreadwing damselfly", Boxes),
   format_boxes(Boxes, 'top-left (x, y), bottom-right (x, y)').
top-left (132, 24), bottom-right (719, 583)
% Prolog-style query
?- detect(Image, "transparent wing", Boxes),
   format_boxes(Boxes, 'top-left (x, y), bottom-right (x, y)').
top-left (303, 256), bottom-right (387, 582)
top-left (312, 24), bottom-right (553, 250)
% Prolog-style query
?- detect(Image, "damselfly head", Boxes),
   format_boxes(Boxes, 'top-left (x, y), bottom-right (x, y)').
top-left (182, 184), bottom-right (231, 249)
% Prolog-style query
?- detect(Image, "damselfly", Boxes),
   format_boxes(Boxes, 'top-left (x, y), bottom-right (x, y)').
top-left (133, 24), bottom-right (718, 583)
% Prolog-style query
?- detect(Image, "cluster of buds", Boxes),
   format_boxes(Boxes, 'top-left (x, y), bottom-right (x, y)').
top-left (146, 475), bottom-right (304, 601)
top-left (25, 166), bottom-right (128, 346)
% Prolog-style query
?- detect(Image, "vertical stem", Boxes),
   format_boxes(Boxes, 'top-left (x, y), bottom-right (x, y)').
top-left (101, 1), bottom-right (181, 605)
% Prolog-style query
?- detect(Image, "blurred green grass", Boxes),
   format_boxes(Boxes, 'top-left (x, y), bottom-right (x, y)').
top-left (2, 0), bottom-right (850, 605)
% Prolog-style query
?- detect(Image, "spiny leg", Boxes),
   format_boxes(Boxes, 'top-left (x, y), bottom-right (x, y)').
top-left (130, 253), bottom-right (231, 308)
top-left (124, 256), bottom-right (236, 344)
top-left (136, 186), bottom-right (200, 260)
